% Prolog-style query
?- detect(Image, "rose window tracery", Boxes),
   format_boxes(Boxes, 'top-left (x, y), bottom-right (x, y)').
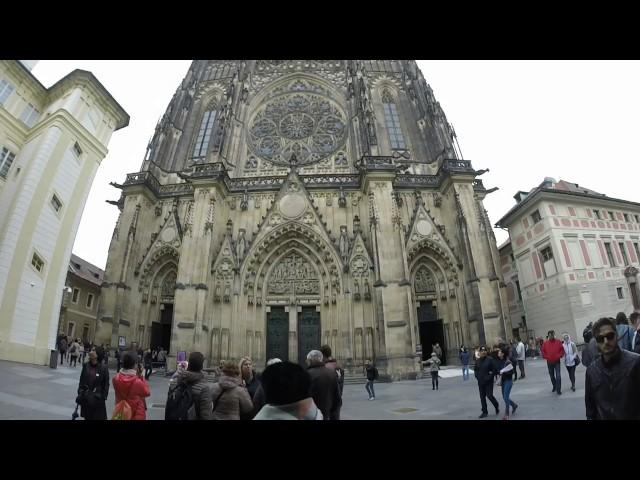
top-left (248, 87), bottom-right (347, 166)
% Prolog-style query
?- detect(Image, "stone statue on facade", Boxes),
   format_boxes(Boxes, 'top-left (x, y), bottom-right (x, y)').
top-left (236, 229), bottom-right (247, 265)
top-left (339, 226), bottom-right (349, 269)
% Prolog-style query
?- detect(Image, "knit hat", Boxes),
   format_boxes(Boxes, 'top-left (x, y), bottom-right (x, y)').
top-left (261, 361), bottom-right (311, 406)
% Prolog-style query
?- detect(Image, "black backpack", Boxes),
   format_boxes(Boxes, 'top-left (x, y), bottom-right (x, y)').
top-left (165, 382), bottom-right (196, 420)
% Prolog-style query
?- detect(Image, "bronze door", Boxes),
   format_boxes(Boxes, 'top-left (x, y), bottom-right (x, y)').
top-left (298, 307), bottom-right (321, 365)
top-left (266, 307), bottom-right (289, 362)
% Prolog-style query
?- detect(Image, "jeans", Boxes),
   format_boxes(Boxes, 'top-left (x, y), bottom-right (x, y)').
top-left (517, 360), bottom-right (525, 377)
top-left (462, 365), bottom-right (469, 380)
top-left (547, 361), bottom-right (561, 392)
top-left (59, 351), bottom-right (66, 365)
top-left (365, 380), bottom-right (375, 398)
top-left (431, 371), bottom-right (439, 389)
top-left (501, 380), bottom-right (517, 415)
top-left (70, 355), bottom-right (78, 367)
top-left (478, 381), bottom-right (499, 414)
top-left (144, 367), bottom-right (152, 380)
top-left (565, 364), bottom-right (576, 388)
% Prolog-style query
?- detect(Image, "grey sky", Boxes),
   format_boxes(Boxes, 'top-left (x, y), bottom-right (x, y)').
top-left (31, 60), bottom-right (640, 269)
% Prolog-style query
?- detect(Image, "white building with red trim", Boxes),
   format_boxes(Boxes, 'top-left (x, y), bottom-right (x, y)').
top-left (496, 177), bottom-right (640, 342)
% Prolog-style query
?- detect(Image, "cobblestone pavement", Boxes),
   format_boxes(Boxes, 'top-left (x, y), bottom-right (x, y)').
top-left (0, 357), bottom-right (586, 420)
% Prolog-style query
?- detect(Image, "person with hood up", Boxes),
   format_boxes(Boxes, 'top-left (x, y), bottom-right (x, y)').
top-left (425, 352), bottom-right (441, 390)
top-left (253, 361), bottom-right (323, 420)
top-left (167, 351), bottom-right (212, 420)
top-left (76, 347), bottom-right (109, 420)
top-left (561, 333), bottom-right (580, 392)
top-left (209, 360), bottom-right (253, 420)
top-left (541, 330), bottom-right (565, 395)
top-left (112, 351), bottom-right (151, 420)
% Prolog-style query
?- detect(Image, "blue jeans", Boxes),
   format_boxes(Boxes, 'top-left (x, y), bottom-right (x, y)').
top-left (501, 380), bottom-right (517, 415)
top-left (547, 361), bottom-right (561, 392)
top-left (462, 365), bottom-right (469, 380)
top-left (365, 380), bottom-right (375, 398)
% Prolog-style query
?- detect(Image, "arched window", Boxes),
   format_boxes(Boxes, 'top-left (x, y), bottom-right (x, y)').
top-left (382, 89), bottom-right (406, 150)
top-left (192, 103), bottom-right (218, 160)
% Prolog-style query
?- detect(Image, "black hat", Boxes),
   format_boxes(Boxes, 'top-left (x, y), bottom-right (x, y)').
top-left (479, 346), bottom-right (487, 352)
top-left (261, 361), bottom-right (311, 406)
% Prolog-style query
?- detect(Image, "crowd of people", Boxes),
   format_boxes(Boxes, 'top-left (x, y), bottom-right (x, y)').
top-left (69, 309), bottom-right (640, 420)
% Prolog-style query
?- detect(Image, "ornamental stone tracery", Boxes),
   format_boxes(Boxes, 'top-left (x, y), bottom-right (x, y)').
top-left (248, 80), bottom-right (347, 166)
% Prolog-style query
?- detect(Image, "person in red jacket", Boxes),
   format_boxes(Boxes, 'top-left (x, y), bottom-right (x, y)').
top-left (541, 330), bottom-right (565, 395)
top-left (112, 351), bottom-right (151, 420)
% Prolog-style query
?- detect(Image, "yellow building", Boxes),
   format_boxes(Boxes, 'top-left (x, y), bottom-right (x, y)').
top-left (0, 60), bottom-right (128, 365)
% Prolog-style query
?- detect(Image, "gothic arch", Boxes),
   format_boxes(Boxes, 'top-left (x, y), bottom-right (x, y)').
top-left (407, 238), bottom-right (459, 283)
top-left (241, 222), bottom-right (343, 302)
top-left (149, 260), bottom-right (178, 304)
top-left (261, 245), bottom-right (327, 299)
top-left (139, 245), bottom-right (180, 291)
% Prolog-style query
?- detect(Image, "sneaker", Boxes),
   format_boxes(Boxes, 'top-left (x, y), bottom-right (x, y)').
top-left (369, 397), bottom-right (375, 401)
top-left (571, 386), bottom-right (576, 392)
top-left (512, 404), bottom-right (518, 415)
top-left (478, 412), bottom-right (488, 419)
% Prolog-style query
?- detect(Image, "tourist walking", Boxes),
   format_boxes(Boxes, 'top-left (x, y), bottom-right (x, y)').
top-left (562, 333), bottom-right (580, 392)
top-left (76, 348), bottom-right (109, 420)
top-left (306, 350), bottom-right (341, 420)
top-left (509, 341), bottom-right (519, 381)
top-left (69, 338), bottom-right (81, 367)
top-left (433, 342), bottom-right (444, 365)
top-left (321, 345), bottom-right (344, 419)
top-left (585, 317), bottom-right (640, 420)
top-left (542, 330), bottom-right (565, 395)
top-left (459, 346), bottom-right (470, 381)
top-left (58, 336), bottom-right (68, 366)
top-left (112, 351), bottom-right (151, 420)
top-left (115, 348), bottom-right (121, 372)
top-left (209, 360), bottom-right (253, 420)
top-left (253, 361), bottom-right (323, 420)
top-left (515, 338), bottom-right (526, 378)
top-left (615, 312), bottom-right (635, 351)
top-left (475, 346), bottom-right (500, 418)
top-left (497, 346), bottom-right (518, 420)
top-left (157, 348), bottom-right (167, 369)
top-left (365, 359), bottom-right (378, 400)
top-left (426, 352), bottom-right (441, 390)
top-left (143, 348), bottom-right (153, 380)
top-left (165, 351), bottom-right (212, 420)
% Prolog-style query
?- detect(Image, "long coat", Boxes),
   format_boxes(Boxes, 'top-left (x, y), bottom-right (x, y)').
top-left (77, 361), bottom-right (109, 420)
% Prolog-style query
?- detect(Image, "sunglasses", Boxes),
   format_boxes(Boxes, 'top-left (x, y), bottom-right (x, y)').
top-left (595, 332), bottom-right (616, 343)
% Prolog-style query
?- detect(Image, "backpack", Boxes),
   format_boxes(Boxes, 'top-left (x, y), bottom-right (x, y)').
top-left (583, 325), bottom-right (593, 344)
top-left (112, 378), bottom-right (136, 420)
top-left (165, 382), bottom-right (196, 421)
top-left (70, 344), bottom-right (77, 354)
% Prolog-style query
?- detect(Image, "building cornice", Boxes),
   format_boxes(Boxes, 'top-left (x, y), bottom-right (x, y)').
top-left (496, 188), bottom-right (640, 228)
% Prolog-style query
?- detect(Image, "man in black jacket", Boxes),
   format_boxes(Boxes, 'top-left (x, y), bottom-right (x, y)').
top-left (585, 317), bottom-right (640, 420)
top-left (475, 346), bottom-right (500, 418)
top-left (631, 312), bottom-right (640, 354)
top-left (77, 348), bottom-right (109, 420)
top-left (306, 350), bottom-right (341, 420)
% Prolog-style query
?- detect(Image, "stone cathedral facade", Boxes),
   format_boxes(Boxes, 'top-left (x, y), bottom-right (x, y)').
top-left (97, 60), bottom-right (508, 379)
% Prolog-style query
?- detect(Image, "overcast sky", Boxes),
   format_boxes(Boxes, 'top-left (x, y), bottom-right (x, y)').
top-left (31, 60), bottom-right (640, 270)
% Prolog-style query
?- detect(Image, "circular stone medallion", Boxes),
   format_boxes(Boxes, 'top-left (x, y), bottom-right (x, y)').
top-left (279, 193), bottom-right (306, 218)
top-left (415, 219), bottom-right (432, 236)
top-left (161, 227), bottom-right (176, 243)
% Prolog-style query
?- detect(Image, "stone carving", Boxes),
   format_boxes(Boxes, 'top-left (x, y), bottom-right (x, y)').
top-left (302, 212), bottom-right (314, 225)
top-left (223, 283), bottom-right (231, 303)
top-left (214, 282), bottom-right (221, 303)
top-left (363, 279), bottom-right (371, 300)
top-left (339, 226), bottom-right (349, 268)
top-left (350, 256), bottom-right (370, 277)
top-left (278, 192), bottom-right (306, 218)
top-left (246, 155), bottom-right (258, 169)
top-left (353, 215), bottom-right (361, 234)
top-left (335, 151), bottom-right (348, 166)
top-left (155, 204), bottom-right (162, 216)
top-left (240, 190), bottom-right (249, 211)
top-left (161, 272), bottom-right (176, 297)
top-left (415, 266), bottom-right (436, 293)
top-left (267, 252), bottom-right (319, 295)
top-left (353, 279), bottom-right (361, 301)
top-left (338, 188), bottom-right (347, 208)
top-left (247, 84), bottom-right (347, 166)
top-left (236, 229), bottom-right (247, 264)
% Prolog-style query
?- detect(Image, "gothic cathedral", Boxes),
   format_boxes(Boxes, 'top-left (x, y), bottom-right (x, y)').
top-left (97, 61), bottom-right (508, 379)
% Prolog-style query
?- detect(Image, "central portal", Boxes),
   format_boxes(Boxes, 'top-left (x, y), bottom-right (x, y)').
top-left (266, 307), bottom-right (289, 362)
top-left (297, 306), bottom-right (320, 365)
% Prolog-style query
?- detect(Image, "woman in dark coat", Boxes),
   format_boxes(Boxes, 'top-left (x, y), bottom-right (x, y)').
top-left (77, 348), bottom-right (109, 420)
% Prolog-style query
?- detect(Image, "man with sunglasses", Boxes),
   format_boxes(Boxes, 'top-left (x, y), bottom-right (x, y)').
top-left (585, 317), bottom-right (640, 420)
